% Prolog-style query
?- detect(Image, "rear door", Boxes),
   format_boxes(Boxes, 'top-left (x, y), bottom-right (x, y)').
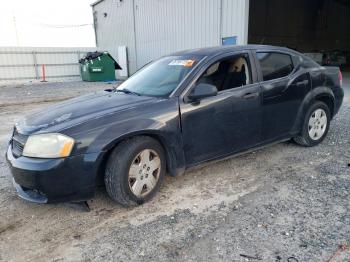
top-left (254, 51), bottom-right (312, 142)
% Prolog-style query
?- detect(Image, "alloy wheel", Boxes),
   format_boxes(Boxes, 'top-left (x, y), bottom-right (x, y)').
top-left (308, 108), bottom-right (327, 141)
top-left (128, 149), bottom-right (161, 197)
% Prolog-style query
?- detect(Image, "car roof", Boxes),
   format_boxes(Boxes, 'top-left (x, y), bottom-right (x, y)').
top-left (170, 44), bottom-right (297, 57)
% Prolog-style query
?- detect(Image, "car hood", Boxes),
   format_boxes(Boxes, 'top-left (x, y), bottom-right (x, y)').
top-left (17, 90), bottom-right (157, 134)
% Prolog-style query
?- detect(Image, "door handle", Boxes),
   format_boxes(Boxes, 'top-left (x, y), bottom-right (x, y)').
top-left (242, 92), bottom-right (259, 99)
top-left (296, 80), bottom-right (309, 86)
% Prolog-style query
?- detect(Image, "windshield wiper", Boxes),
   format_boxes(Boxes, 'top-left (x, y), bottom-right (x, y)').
top-left (116, 89), bottom-right (141, 96)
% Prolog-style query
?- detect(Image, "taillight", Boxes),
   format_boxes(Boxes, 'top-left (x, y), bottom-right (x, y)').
top-left (338, 70), bottom-right (343, 87)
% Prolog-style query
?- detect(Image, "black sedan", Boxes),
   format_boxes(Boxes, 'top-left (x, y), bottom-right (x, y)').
top-left (6, 45), bottom-right (344, 206)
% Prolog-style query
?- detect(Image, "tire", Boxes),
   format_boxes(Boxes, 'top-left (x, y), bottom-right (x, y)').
top-left (105, 136), bottom-right (166, 206)
top-left (293, 101), bottom-right (330, 147)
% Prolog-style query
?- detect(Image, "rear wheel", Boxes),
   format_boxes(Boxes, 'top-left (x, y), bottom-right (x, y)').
top-left (105, 136), bottom-right (166, 206)
top-left (293, 101), bottom-right (330, 147)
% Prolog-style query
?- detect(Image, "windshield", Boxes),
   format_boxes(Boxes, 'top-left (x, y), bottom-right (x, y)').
top-left (117, 55), bottom-right (204, 97)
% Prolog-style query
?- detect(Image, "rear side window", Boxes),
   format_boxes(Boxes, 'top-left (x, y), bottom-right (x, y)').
top-left (257, 52), bottom-right (294, 81)
top-left (302, 56), bottom-right (320, 68)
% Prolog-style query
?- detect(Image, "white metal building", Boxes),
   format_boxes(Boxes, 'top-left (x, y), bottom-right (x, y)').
top-left (92, 0), bottom-right (350, 77)
top-left (91, 0), bottom-right (249, 76)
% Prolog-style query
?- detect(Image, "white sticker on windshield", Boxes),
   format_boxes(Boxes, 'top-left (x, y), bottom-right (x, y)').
top-left (168, 60), bottom-right (195, 67)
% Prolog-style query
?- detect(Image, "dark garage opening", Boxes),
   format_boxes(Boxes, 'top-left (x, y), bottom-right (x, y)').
top-left (248, 0), bottom-right (350, 68)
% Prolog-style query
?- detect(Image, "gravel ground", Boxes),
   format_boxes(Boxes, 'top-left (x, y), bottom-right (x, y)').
top-left (0, 75), bottom-right (349, 262)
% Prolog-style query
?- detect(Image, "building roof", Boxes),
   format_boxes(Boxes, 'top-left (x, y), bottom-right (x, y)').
top-left (90, 0), bottom-right (104, 7)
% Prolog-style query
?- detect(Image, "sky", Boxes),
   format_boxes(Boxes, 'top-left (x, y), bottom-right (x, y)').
top-left (0, 0), bottom-right (96, 47)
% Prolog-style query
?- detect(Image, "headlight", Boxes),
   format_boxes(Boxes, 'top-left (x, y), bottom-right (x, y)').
top-left (23, 133), bottom-right (75, 158)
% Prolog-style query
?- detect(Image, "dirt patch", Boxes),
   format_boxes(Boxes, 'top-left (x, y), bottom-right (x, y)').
top-left (0, 223), bottom-right (17, 235)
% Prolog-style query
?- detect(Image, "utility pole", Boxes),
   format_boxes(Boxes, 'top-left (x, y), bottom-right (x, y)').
top-left (12, 10), bottom-right (20, 46)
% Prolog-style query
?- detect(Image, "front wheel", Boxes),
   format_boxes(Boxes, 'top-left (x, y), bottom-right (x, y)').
top-left (293, 101), bottom-right (330, 147)
top-left (105, 136), bottom-right (166, 206)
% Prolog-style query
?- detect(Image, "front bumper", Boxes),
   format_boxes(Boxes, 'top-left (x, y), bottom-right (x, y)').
top-left (6, 146), bottom-right (103, 203)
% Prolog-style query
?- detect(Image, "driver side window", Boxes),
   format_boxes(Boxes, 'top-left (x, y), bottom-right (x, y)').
top-left (196, 54), bottom-right (252, 92)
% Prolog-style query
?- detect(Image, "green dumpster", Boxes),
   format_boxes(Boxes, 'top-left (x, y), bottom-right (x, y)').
top-left (79, 51), bottom-right (122, 82)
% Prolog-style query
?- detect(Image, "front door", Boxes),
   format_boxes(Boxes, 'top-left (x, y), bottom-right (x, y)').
top-left (180, 52), bottom-right (262, 166)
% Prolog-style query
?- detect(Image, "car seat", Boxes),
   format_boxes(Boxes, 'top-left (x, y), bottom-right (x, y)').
top-left (221, 58), bottom-right (247, 91)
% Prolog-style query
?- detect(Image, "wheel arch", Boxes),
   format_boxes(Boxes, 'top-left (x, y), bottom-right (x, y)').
top-left (96, 131), bottom-right (185, 184)
top-left (290, 87), bottom-right (335, 135)
top-left (314, 94), bottom-right (334, 118)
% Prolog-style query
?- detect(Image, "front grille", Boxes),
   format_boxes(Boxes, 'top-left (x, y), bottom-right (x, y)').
top-left (11, 127), bottom-right (28, 158)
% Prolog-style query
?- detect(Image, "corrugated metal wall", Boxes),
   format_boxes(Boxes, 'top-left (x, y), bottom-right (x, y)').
top-left (134, 0), bottom-right (221, 68)
top-left (0, 47), bottom-right (98, 81)
top-left (221, 0), bottom-right (250, 45)
top-left (93, 0), bottom-right (249, 73)
top-left (93, 0), bottom-right (137, 74)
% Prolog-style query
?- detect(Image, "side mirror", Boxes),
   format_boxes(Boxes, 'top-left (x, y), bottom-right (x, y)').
top-left (188, 83), bottom-right (218, 101)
